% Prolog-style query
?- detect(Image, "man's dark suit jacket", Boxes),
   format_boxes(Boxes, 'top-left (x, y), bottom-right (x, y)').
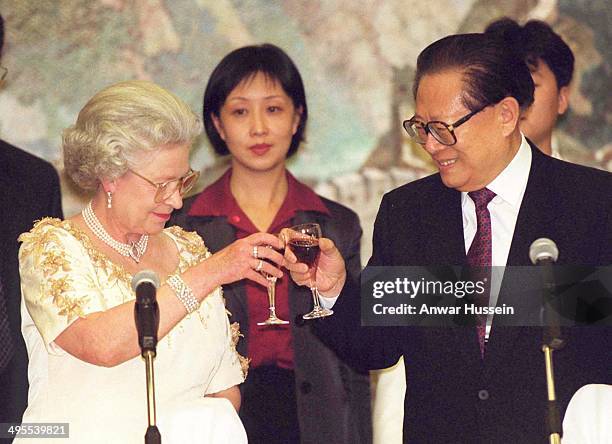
top-left (170, 195), bottom-right (372, 444)
top-left (0, 140), bottom-right (63, 424)
top-left (322, 144), bottom-right (611, 443)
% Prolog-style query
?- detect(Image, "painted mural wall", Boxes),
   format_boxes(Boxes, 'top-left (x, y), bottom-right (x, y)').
top-left (1, 0), bottom-right (610, 224)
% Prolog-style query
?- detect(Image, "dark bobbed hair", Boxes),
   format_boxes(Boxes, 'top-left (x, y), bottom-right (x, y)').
top-left (413, 33), bottom-right (535, 113)
top-left (203, 43), bottom-right (308, 157)
top-left (485, 18), bottom-right (574, 88)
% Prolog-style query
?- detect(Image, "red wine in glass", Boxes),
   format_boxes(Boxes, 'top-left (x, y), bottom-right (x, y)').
top-left (287, 223), bottom-right (333, 319)
top-left (288, 238), bottom-right (320, 270)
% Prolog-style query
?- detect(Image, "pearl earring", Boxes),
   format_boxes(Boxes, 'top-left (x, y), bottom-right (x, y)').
top-left (107, 191), bottom-right (113, 209)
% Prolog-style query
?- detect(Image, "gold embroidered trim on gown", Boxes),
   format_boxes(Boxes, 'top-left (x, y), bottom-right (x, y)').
top-left (20, 217), bottom-right (250, 375)
top-left (230, 321), bottom-right (250, 378)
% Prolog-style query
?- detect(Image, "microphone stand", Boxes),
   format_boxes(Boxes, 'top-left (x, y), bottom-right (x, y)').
top-left (542, 344), bottom-right (561, 444)
top-left (143, 350), bottom-right (161, 444)
top-left (540, 261), bottom-right (564, 444)
top-left (133, 273), bottom-right (162, 444)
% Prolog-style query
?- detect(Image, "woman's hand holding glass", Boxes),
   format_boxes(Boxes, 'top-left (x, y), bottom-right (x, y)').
top-left (188, 232), bottom-right (285, 297)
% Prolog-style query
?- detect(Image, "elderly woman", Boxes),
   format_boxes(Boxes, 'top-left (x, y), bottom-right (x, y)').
top-left (170, 44), bottom-right (371, 444)
top-left (17, 80), bottom-right (284, 443)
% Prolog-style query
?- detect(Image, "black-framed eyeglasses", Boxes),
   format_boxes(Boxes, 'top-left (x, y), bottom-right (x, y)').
top-left (129, 168), bottom-right (200, 203)
top-left (402, 104), bottom-right (490, 146)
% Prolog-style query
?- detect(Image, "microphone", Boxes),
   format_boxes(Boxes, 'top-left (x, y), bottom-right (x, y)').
top-left (529, 238), bottom-right (563, 349)
top-left (529, 238), bottom-right (559, 265)
top-left (132, 270), bottom-right (161, 357)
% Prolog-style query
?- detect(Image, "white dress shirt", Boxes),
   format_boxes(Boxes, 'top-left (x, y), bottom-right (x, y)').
top-left (461, 134), bottom-right (532, 267)
top-left (462, 134), bottom-right (532, 336)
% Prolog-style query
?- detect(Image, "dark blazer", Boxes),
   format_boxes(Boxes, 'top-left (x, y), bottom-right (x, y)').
top-left (0, 140), bottom-right (63, 423)
top-left (323, 144), bottom-right (612, 443)
top-left (170, 195), bottom-right (372, 444)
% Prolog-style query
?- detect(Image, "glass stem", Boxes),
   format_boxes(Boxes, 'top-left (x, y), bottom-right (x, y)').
top-left (268, 280), bottom-right (277, 317)
top-left (310, 287), bottom-right (321, 311)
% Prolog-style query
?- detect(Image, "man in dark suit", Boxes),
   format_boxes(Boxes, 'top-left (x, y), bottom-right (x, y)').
top-left (0, 13), bottom-right (63, 425)
top-left (287, 32), bottom-right (611, 443)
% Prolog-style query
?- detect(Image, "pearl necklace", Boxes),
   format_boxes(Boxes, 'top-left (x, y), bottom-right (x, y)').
top-left (82, 201), bottom-right (149, 263)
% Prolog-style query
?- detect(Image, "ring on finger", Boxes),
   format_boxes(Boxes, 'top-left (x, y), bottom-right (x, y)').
top-left (253, 245), bottom-right (259, 259)
top-left (255, 259), bottom-right (264, 272)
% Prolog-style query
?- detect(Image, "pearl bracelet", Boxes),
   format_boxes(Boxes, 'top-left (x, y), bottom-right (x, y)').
top-left (167, 274), bottom-right (200, 314)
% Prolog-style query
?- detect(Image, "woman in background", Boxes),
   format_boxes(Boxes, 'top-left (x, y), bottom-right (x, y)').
top-left (18, 80), bottom-right (285, 443)
top-left (170, 44), bottom-right (371, 444)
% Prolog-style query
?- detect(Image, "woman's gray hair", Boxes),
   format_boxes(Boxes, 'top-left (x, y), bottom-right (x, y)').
top-left (63, 80), bottom-right (203, 190)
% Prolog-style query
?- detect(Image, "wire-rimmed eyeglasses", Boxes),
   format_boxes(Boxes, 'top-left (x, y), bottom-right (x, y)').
top-left (129, 168), bottom-right (200, 203)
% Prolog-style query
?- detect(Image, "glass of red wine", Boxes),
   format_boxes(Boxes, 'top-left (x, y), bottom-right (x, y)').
top-left (287, 223), bottom-right (333, 319)
top-left (257, 245), bottom-right (290, 326)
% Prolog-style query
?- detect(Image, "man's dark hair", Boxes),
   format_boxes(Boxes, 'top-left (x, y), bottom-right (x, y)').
top-left (485, 18), bottom-right (574, 88)
top-left (413, 33), bottom-right (535, 112)
top-left (203, 43), bottom-right (307, 157)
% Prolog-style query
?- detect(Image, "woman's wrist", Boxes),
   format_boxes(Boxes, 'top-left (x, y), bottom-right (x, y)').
top-left (182, 260), bottom-right (224, 298)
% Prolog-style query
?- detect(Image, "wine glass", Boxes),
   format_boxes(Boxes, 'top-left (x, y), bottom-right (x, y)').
top-left (287, 223), bottom-right (333, 319)
top-left (257, 246), bottom-right (290, 326)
